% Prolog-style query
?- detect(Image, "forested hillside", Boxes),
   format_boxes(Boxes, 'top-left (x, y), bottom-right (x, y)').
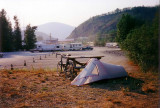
top-left (68, 6), bottom-right (158, 42)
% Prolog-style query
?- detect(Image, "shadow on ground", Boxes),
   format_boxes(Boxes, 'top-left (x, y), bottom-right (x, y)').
top-left (89, 76), bottom-right (145, 94)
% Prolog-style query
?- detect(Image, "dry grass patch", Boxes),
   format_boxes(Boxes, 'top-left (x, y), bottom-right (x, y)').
top-left (0, 68), bottom-right (159, 108)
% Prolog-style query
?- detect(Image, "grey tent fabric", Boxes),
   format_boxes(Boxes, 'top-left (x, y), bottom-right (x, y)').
top-left (71, 58), bottom-right (128, 86)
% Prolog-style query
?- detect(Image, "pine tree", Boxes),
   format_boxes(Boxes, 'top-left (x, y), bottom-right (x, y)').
top-left (116, 14), bottom-right (137, 44)
top-left (24, 24), bottom-right (37, 50)
top-left (13, 16), bottom-right (22, 51)
top-left (116, 13), bottom-right (158, 72)
top-left (0, 9), bottom-right (13, 52)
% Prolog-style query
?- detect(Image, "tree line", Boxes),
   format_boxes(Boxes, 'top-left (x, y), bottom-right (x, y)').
top-left (93, 6), bottom-right (158, 46)
top-left (0, 9), bottom-right (37, 52)
top-left (93, 6), bottom-right (158, 72)
top-left (116, 13), bottom-right (158, 72)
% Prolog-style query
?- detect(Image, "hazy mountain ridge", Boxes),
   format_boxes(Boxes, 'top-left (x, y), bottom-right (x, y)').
top-left (37, 22), bottom-right (75, 39)
top-left (67, 6), bottom-right (158, 41)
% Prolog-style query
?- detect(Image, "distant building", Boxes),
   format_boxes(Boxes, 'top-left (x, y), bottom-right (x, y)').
top-left (58, 39), bottom-right (74, 44)
top-left (42, 33), bottom-right (59, 44)
top-left (45, 38), bottom-right (58, 44)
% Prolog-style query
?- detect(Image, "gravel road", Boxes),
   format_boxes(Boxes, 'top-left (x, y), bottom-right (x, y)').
top-left (0, 47), bottom-right (138, 73)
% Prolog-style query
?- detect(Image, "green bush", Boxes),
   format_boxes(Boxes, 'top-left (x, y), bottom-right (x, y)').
top-left (94, 33), bottom-right (106, 46)
top-left (116, 13), bottom-right (158, 72)
top-left (123, 24), bottom-right (158, 71)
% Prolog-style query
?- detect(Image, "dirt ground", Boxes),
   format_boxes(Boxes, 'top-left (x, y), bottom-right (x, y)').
top-left (0, 47), bottom-right (159, 108)
top-left (0, 47), bottom-right (133, 72)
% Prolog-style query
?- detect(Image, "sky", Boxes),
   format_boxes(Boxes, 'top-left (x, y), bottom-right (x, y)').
top-left (0, 0), bottom-right (159, 27)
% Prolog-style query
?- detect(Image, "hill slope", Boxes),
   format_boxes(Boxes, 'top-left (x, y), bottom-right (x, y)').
top-left (67, 6), bottom-right (158, 41)
top-left (37, 22), bottom-right (75, 40)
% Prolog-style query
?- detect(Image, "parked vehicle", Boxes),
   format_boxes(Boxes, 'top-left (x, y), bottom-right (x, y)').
top-left (106, 42), bottom-right (119, 48)
top-left (82, 46), bottom-right (93, 50)
top-left (63, 43), bottom-right (83, 51)
top-left (30, 44), bottom-right (62, 52)
top-left (30, 42), bottom-right (83, 52)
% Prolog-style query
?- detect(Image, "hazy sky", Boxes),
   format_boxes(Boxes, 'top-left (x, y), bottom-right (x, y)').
top-left (0, 0), bottom-right (159, 27)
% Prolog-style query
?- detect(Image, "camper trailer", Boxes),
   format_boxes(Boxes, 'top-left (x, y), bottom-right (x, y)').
top-left (30, 41), bottom-right (63, 52)
top-left (30, 42), bottom-right (83, 52)
top-left (36, 44), bottom-right (62, 52)
top-left (63, 43), bottom-right (83, 51)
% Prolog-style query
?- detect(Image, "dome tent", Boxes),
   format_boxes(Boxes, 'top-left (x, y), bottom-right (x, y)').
top-left (71, 58), bottom-right (128, 86)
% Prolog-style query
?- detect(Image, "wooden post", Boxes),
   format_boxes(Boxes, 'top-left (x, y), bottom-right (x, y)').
top-left (45, 54), bottom-right (46, 58)
top-left (0, 17), bottom-right (2, 52)
top-left (33, 58), bottom-right (35, 63)
top-left (60, 55), bottom-right (63, 72)
top-left (11, 64), bottom-right (13, 70)
top-left (24, 60), bottom-right (26, 66)
top-left (56, 53), bottom-right (57, 58)
top-left (40, 56), bottom-right (41, 60)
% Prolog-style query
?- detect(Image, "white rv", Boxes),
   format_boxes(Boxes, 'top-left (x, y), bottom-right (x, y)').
top-left (30, 42), bottom-right (62, 52)
top-left (36, 44), bottom-right (62, 52)
top-left (63, 43), bottom-right (83, 51)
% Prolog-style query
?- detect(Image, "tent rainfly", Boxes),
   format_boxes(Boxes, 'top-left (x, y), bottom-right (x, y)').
top-left (71, 58), bottom-right (128, 86)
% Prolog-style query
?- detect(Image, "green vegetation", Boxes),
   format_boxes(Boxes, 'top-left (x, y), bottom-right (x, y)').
top-left (24, 24), bottom-right (37, 50)
top-left (68, 6), bottom-right (159, 71)
top-left (0, 9), bottom-right (37, 52)
top-left (68, 6), bottom-right (158, 46)
top-left (116, 14), bottom-right (142, 44)
top-left (94, 33), bottom-right (106, 46)
top-left (0, 9), bottom-right (13, 52)
top-left (13, 16), bottom-right (22, 51)
top-left (116, 13), bottom-right (158, 72)
top-left (94, 30), bottom-right (117, 46)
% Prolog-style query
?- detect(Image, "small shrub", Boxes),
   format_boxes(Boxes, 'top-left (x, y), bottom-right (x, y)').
top-left (8, 71), bottom-right (13, 74)
top-left (12, 77), bottom-right (16, 79)
top-left (41, 87), bottom-right (48, 91)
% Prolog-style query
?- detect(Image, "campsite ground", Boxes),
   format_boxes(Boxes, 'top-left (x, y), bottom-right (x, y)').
top-left (0, 47), bottom-right (159, 107)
